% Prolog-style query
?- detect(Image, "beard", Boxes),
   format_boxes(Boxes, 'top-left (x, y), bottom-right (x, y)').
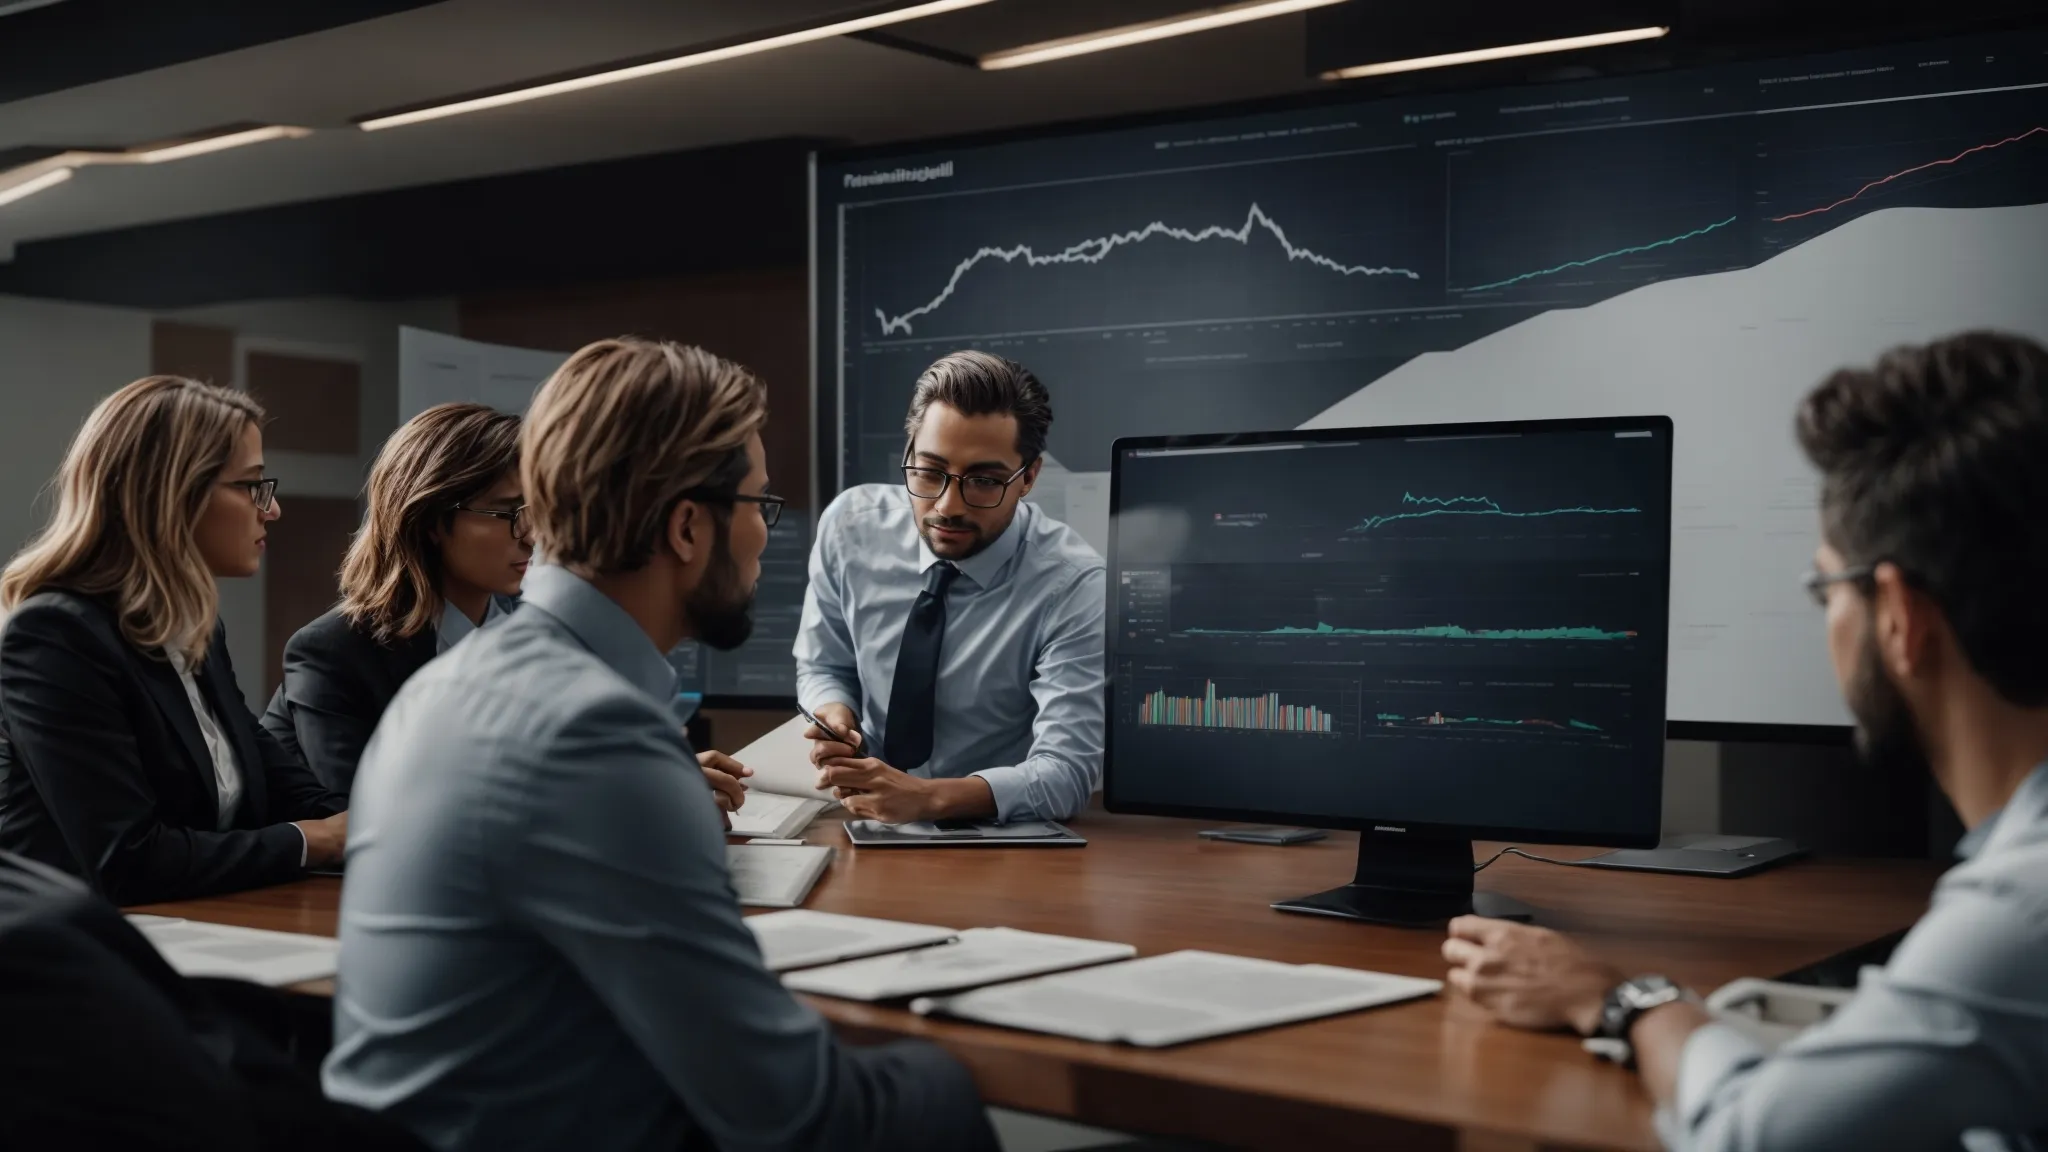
top-left (686, 531), bottom-right (757, 652)
top-left (919, 508), bottom-right (1009, 560)
top-left (1846, 626), bottom-right (1932, 783)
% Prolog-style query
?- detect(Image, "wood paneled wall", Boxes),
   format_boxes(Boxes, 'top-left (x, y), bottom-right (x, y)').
top-left (458, 269), bottom-right (811, 509)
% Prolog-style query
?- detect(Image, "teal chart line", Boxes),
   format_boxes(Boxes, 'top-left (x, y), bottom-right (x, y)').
top-left (1458, 215), bottom-right (1738, 292)
top-left (1350, 492), bottom-right (1640, 533)
top-left (1185, 623), bottom-right (1635, 641)
top-left (1377, 712), bottom-right (1605, 733)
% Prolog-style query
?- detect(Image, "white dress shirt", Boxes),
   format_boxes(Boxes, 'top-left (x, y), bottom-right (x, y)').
top-left (166, 649), bottom-right (241, 831)
top-left (437, 596), bottom-right (508, 655)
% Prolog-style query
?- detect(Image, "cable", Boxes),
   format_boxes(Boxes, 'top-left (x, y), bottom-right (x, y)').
top-left (1472, 846), bottom-right (1583, 873)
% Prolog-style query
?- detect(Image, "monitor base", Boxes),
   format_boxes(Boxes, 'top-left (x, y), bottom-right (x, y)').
top-left (1270, 836), bottom-right (1538, 928)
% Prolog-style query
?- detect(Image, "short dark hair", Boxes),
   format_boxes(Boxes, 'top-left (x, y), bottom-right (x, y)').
top-left (1796, 330), bottom-right (2048, 706)
top-left (904, 350), bottom-right (1052, 464)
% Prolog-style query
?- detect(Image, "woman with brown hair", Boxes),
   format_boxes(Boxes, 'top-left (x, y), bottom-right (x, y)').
top-left (0, 376), bottom-right (347, 904)
top-left (261, 402), bottom-right (531, 797)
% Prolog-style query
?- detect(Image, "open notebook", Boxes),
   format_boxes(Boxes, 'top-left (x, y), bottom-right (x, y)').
top-left (911, 950), bottom-right (1441, 1047)
top-left (126, 915), bottom-right (340, 988)
top-left (724, 715), bottom-right (836, 839)
top-left (727, 843), bottom-right (834, 908)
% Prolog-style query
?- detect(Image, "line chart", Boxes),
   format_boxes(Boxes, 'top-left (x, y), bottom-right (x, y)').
top-left (1184, 623), bottom-right (1635, 641)
top-left (1769, 125), bottom-right (2048, 222)
top-left (1349, 492), bottom-right (1642, 533)
top-left (873, 202), bottom-right (1423, 336)
top-left (1376, 711), bottom-right (1605, 734)
top-left (1457, 216), bottom-right (1738, 292)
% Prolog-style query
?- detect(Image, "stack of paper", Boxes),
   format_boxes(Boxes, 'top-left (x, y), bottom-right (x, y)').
top-left (745, 909), bottom-right (957, 973)
top-left (911, 950), bottom-right (1441, 1047)
top-left (126, 915), bottom-right (340, 987)
top-left (727, 843), bottom-right (834, 908)
top-left (784, 928), bottom-right (1136, 1001)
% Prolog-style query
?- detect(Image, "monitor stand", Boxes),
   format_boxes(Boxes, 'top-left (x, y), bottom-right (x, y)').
top-left (1271, 835), bottom-right (1535, 928)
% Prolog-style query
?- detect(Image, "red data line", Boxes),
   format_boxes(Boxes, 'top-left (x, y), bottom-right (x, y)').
top-left (1770, 125), bottom-right (2047, 223)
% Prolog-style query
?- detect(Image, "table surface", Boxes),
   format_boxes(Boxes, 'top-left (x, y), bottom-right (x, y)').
top-left (134, 809), bottom-right (1941, 1152)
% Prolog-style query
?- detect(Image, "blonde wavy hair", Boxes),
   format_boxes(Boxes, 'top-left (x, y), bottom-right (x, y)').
top-left (523, 337), bottom-right (766, 576)
top-left (0, 375), bottom-right (263, 663)
top-left (337, 402), bottom-right (521, 643)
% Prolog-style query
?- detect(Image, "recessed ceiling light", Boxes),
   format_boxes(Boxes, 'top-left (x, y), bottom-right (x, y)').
top-left (1320, 25), bottom-right (1671, 80)
top-left (358, 0), bottom-right (997, 132)
top-left (979, 0), bottom-right (1348, 71)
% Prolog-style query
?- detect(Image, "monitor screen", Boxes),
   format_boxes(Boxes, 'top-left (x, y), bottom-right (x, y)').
top-left (1104, 418), bottom-right (1672, 845)
top-left (814, 26), bottom-right (2048, 732)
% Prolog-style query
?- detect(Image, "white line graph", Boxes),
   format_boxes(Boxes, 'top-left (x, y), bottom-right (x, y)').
top-left (872, 202), bottom-right (1422, 336)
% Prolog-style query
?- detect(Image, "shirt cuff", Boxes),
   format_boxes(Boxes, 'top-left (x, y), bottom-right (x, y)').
top-left (1670, 1020), bottom-right (1769, 1135)
top-left (798, 684), bottom-right (860, 714)
top-left (970, 766), bottom-right (1028, 824)
top-left (293, 822), bottom-right (308, 868)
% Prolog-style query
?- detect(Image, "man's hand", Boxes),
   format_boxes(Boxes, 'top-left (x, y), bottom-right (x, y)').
top-left (803, 702), bottom-right (863, 765)
top-left (818, 757), bottom-right (938, 824)
top-left (1441, 916), bottom-right (1624, 1035)
top-left (295, 811), bottom-right (349, 869)
top-left (697, 751), bottom-right (751, 830)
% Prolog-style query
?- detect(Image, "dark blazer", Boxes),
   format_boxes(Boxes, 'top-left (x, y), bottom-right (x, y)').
top-left (0, 591), bottom-right (343, 905)
top-left (0, 851), bottom-right (429, 1151)
top-left (260, 595), bottom-right (518, 798)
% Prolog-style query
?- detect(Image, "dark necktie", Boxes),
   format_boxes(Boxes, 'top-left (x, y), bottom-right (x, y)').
top-left (883, 561), bottom-right (958, 771)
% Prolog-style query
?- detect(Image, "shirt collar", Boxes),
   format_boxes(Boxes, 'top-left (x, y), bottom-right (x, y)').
top-left (915, 500), bottom-right (1031, 592)
top-left (437, 596), bottom-right (505, 652)
top-left (1957, 760), bottom-right (2048, 860)
top-left (517, 564), bottom-right (678, 705)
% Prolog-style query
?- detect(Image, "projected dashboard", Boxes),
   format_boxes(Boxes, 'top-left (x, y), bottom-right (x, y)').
top-left (815, 29), bottom-right (2048, 730)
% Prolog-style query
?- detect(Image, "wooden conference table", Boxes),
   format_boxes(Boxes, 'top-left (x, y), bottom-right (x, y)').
top-left (135, 808), bottom-right (1940, 1152)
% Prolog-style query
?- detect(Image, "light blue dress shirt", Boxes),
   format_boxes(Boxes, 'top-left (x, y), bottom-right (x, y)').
top-left (434, 595), bottom-right (506, 655)
top-left (323, 564), bottom-right (983, 1152)
top-left (794, 484), bottom-right (1106, 823)
top-left (1661, 761), bottom-right (2048, 1151)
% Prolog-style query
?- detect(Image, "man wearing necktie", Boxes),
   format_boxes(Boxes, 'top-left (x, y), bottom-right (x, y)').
top-left (796, 351), bottom-right (1106, 824)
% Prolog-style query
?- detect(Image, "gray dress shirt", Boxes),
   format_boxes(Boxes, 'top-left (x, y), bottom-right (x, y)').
top-left (794, 484), bottom-right (1106, 822)
top-left (1662, 761), bottom-right (2048, 1151)
top-left (322, 564), bottom-right (990, 1152)
top-left (434, 595), bottom-right (506, 655)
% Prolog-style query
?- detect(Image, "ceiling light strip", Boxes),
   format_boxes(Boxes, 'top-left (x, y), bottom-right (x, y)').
top-left (1321, 26), bottom-right (1671, 80)
top-left (136, 125), bottom-right (311, 163)
top-left (979, 0), bottom-right (1348, 71)
top-left (357, 0), bottom-right (996, 132)
top-left (0, 166), bottom-right (73, 208)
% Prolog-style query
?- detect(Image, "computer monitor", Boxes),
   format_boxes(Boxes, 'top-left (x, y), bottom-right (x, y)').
top-left (1104, 416), bottom-right (1674, 926)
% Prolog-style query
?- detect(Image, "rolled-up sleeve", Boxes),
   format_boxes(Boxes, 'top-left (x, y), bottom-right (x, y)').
top-left (1659, 876), bottom-right (2048, 1151)
top-left (972, 566), bottom-right (1105, 823)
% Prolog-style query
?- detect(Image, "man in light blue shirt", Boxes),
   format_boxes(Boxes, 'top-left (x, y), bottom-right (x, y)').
top-left (324, 337), bottom-right (994, 1152)
top-left (1442, 332), bottom-right (2048, 1150)
top-left (797, 351), bottom-right (1105, 825)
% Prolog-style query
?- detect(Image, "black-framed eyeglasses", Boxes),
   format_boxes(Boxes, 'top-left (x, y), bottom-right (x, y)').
top-left (456, 503), bottom-right (532, 540)
top-left (902, 458), bottom-right (1032, 509)
top-left (1800, 564), bottom-right (1875, 608)
top-left (224, 477), bottom-right (279, 513)
top-left (679, 489), bottom-right (785, 528)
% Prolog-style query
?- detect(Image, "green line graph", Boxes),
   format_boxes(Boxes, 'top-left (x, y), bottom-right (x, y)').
top-left (1377, 712), bottom-right (1605, 733)
top-left (1184, 622), bottom-right (1635, 641)
top-left (1351, 492), bottom-right (1641, 533)
top-left (1458, 215), bottom-right (1738, 292)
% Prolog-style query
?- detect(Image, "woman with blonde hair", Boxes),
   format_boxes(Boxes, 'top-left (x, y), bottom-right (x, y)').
top-left (0, 376), bottom-right (346, 903)
top-left (261, 402), bottom-right (530, 796)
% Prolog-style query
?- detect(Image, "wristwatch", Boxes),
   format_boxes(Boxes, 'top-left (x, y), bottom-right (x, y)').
top-left (1590, 975), bottom-right (1696, 1068)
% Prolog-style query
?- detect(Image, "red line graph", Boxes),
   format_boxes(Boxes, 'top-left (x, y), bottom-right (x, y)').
top-left (1770, 125), bottom-right (2048, 223)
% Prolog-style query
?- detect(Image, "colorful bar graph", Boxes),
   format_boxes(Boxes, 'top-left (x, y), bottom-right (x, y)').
top-left (1139, 681), bottom-right (1334, 733)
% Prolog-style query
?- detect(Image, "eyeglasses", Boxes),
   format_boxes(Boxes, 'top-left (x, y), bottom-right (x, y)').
top-left (902, 460), bottom-right (1031, 509)
top-left (679, 489), bottom-right (785, 528)
top-left (1800, 564), bottom-right (1875, 608)
top-left (456, 503), bottom-right (531, 540)
top-left (224, 477), bottom-right (280, 513)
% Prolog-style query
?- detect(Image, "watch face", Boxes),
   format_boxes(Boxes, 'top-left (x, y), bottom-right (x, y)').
top-left (1620, 975), bottom-right (1679, 1008)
